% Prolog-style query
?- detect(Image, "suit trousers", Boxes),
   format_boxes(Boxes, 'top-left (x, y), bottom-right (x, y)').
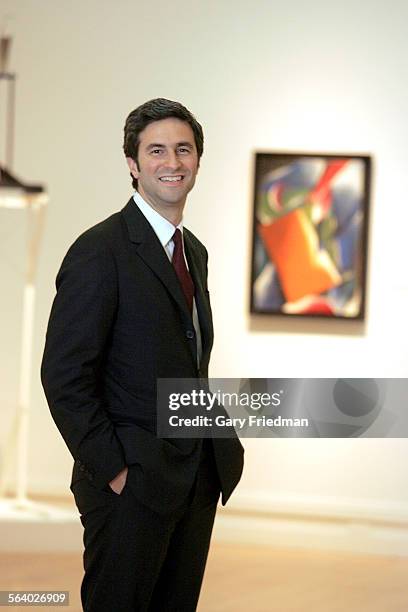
top-left (71, 440), bottom-right (220, 612)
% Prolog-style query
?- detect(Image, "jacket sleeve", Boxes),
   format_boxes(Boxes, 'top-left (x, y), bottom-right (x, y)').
top-left (40, 232), bottom-right (126, 489)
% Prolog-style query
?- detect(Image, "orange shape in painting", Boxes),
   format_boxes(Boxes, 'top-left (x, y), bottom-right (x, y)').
top-left (258, 208), bottom-right (342, 303)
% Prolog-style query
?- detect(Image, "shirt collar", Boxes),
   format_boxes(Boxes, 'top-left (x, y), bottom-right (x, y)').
top-left (132, 191), bottom-right (183, 248)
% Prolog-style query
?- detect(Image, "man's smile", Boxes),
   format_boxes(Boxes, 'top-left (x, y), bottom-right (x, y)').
top-left (159, 175), bottom-right (184, 183)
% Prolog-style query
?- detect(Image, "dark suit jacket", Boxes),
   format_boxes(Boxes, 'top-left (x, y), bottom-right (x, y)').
top-left (41, 198), bottom-right (243, 514)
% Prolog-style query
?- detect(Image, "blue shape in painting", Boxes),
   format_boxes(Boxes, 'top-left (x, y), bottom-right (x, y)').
top-left (254, 263), bottom-right (284, 310)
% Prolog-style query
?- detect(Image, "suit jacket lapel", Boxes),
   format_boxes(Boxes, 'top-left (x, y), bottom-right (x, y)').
top-left (122, 198), bottom-right (213, 368)
top-left (121, 199), bottom-right (193, 329)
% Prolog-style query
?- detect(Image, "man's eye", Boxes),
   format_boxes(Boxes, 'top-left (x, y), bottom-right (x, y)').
top-left (178, 148), bottom-right (190, 154)
top-left (151, 149), bottom-right (163, 155)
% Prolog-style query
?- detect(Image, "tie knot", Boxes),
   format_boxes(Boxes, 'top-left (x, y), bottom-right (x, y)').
top-left (173, 228), bottom-right (182, 247)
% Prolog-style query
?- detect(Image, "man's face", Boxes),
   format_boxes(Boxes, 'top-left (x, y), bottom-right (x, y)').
top-left (127, 118), bottom-right (199, 215)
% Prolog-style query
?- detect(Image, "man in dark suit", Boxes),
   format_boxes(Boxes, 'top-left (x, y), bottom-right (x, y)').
top-left (41, 98), bottom-right (244, 612)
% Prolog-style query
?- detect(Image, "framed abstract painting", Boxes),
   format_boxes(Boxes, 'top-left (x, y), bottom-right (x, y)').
top-left (250, 152), bottom-right (371, 319)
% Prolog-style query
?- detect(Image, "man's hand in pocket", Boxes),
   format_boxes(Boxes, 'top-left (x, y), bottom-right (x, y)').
top-left (108, 466), bottom-right (129, 494)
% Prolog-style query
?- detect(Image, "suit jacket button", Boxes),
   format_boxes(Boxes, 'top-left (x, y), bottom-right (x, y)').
top-left (186, 330), bottom-right (195, 339)
top-left (79, 465), bottom-right (85, 472)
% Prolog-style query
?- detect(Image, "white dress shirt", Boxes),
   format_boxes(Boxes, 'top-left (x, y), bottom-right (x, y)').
top-left (133, 191), bottom-right (203, 366)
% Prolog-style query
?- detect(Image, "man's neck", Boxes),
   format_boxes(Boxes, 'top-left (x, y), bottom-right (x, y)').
top-left (137, 190), bottom-right (184, 227)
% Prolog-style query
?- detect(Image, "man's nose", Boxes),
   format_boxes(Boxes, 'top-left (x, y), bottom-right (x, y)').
top-left (166, 151), bottom-right (181, 169)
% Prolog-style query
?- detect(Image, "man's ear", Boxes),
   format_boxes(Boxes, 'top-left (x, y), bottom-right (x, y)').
top-left (126, 157), bottom-right (139, 179)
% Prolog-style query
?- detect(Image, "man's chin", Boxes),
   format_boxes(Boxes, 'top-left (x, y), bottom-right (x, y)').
top-left (159, 187), bottom-right (194, 206)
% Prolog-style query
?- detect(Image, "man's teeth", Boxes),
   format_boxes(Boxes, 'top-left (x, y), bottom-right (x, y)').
top-left (159, 176), bottom-right (183, 182)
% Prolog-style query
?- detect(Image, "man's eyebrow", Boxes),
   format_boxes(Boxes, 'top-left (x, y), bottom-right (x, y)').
top-left (146, 143), bottom-right (165, 150)
top-left (177, 142), bottom-right (194, 148)
top-left (145, 142), bottom-right (194, 151)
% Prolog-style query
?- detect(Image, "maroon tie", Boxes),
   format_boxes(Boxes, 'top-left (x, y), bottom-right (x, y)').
top-left (172, 228), bottom-right (195, 313)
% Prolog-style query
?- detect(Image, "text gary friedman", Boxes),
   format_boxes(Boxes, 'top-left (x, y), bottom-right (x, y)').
top-left (168, 415), bottom-right (309, 429)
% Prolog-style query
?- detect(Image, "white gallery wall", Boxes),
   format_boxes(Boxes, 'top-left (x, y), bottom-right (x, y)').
top-left (1, 0), bottom-right (408, 552)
